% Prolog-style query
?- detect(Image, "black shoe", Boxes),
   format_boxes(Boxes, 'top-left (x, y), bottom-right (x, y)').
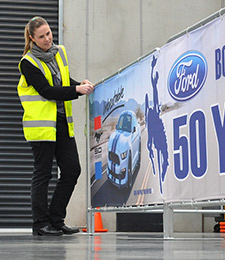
top-left (33, 225), bottom-right (63, 236)
top-left (59, 225), bottom-right (80, 234)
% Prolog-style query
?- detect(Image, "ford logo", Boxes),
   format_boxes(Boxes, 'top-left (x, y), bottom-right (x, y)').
top-left (168, 51), bottom-right (207, 101)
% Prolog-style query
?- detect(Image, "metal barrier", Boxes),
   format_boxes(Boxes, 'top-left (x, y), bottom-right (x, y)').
top-left (86, 7), bottom-right (225, 239)
top-left (86, 200), bottom-right (225, 238)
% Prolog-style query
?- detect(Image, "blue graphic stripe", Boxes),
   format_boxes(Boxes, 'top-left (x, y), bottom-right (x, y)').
top-left (95, 161), bottom-right (102, 179)
top-left (111, 132), bottom-right (121, 174)
top-left (112, 132), bottom-right (120, 153)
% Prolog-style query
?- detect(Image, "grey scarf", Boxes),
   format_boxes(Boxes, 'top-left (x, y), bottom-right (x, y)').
top-left (31, 43), bottom-right (61, 81)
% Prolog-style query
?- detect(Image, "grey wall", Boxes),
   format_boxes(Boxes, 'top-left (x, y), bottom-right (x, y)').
top-left (63, 0), bottom-right (223, 231)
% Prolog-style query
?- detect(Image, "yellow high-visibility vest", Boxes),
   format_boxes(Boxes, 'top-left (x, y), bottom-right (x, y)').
top-left (17, 45), bottom-right (74, 141)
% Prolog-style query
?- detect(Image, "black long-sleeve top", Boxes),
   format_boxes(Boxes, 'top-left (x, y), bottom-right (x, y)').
top-left (20, 59), bottom-right (82, 101)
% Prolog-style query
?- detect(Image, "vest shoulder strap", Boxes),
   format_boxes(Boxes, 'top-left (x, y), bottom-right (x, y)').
top-left (19, 52), bottom-right (46, 76)
top-left (57, 45), bottom-right (68, 66)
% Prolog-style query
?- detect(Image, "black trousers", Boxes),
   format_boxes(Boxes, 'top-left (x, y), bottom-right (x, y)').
top-left (30, 113), bottom-right (81, 230)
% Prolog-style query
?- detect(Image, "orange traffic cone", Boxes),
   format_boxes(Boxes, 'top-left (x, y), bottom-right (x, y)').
top-left (220, 222), bottom-right (225, 233)
top-left (83, 208), bottom-right (108, 233)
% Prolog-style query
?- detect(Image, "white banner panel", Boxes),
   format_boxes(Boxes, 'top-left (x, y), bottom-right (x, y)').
top-left (89, 15), bottom-right (225, 207)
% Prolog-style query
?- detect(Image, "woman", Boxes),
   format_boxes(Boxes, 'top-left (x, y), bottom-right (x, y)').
top-left (17, 16), bottom-right (94, 236)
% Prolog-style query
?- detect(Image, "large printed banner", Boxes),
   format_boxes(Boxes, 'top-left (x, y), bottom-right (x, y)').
top-left (89, 15), bottom-right (225, 207)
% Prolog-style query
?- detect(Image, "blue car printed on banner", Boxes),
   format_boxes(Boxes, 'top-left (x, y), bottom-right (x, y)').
top-left (107, 110), bottom-right (141, 189)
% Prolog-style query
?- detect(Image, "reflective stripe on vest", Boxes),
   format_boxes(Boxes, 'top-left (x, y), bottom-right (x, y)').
top-left (26, 52), bottom-right (46, 76)
top-left (23, 120), bottom-right (56, 128)
top-left (19, 95), bottom-right (50, 102)
top-left (58, 47), bottom-right (67, 66)
top-left (67, 116), bottom-right (73, 123)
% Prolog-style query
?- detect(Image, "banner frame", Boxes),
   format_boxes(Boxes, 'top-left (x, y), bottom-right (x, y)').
top-left (86, 7), bottom-right (225, 238)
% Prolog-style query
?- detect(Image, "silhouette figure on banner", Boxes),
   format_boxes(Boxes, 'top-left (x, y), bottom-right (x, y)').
top-left (145, 55), bottom-right (169, 194)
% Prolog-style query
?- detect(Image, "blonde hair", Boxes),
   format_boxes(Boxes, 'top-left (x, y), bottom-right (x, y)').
top-left (23, 16), bottom-right (48, 56)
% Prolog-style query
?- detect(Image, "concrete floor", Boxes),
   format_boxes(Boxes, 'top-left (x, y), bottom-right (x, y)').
top-left (0, 231), bottom-right (225, 259)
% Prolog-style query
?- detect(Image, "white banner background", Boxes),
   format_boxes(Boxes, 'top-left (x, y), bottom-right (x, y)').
top-left (89, 15), bottom-right (225, 207)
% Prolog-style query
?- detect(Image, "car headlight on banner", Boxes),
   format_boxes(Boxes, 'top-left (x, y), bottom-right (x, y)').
top-left (120, 151), bottom-right (128, 160)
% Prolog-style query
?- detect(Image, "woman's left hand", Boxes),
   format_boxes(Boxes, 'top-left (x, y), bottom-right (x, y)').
top-left (81, 79), bottom-right (94, 87)
top-left (76, 79), bottom-right (94, 95)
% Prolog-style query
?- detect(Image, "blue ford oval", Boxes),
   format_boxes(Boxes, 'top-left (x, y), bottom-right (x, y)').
top-left (168, 51), bottom-right (207, 101)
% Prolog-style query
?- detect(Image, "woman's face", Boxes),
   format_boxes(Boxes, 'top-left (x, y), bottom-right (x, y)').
top-left (30, 24), bottom-right (53, 52)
